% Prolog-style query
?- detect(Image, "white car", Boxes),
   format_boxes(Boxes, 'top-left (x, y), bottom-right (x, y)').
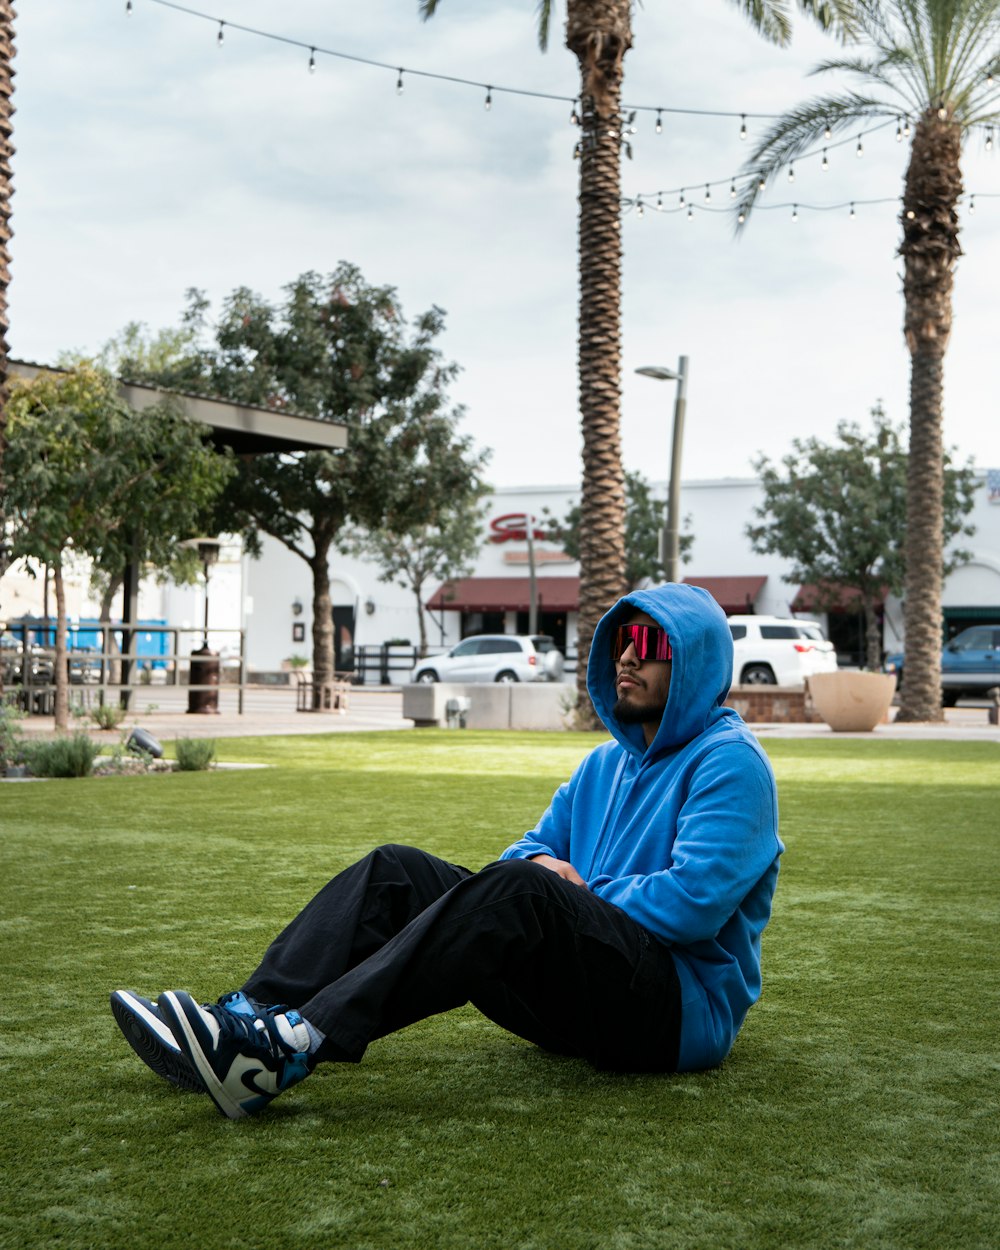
top-left (728, 615), bottom-right (838, 687)
top-left (410, 635), bottom-right (564, 684)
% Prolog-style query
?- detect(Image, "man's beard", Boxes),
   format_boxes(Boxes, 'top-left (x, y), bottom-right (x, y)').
top-left (613, 692), bottom-right (667, 725)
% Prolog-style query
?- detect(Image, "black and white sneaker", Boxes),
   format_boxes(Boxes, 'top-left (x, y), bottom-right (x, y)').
top-left (158, 989), bottom-right (313, 1120)
top-left (109, 990), bottom-right (205, 1093)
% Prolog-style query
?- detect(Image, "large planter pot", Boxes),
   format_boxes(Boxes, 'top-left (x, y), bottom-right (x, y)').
top-left (807, 671), bottom-right (897, 733)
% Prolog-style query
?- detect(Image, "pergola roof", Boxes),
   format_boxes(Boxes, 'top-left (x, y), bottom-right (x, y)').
top-left (10, 360), bottom-right (348, 456)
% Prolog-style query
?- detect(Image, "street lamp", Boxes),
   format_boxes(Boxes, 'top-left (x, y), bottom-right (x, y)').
top-left (635, 357), bottom-right (689, 584)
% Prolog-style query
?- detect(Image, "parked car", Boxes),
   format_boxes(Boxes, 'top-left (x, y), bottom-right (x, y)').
top-left (728, 615), bottom-right (838, 687)
top-left (883, 624), bottom-right (1000, 705)
top-left (410, 635), bottom-right (564, 684)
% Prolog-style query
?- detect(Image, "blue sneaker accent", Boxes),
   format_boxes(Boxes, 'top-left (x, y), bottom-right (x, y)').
top-left (109, 990), bottom-right (205, 1094)
top-left (158, 989), bottom-right (312, 1120)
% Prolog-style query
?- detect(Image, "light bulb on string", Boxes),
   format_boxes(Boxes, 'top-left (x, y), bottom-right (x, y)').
top-left (856, 135), bottom-right (864, 157)
top-left (704, 184), bottom-right (711, 203)
top-left (988, 67), bottom-right (995, 86)
top-left (986, 127), bottom-right (994, 151)
top-left (730, 180), bottom-right (737, 199)
top-left (636, 198), bottom-right (644, 218)
top-left (895, 117), bottom-right (903, 142)
top-left (573, 141), bottom-right (582, 160)
top-left (125, 0), bottom-right (133, 13)
top-left (217, 20), bottom-right (224, 47)
top-left (758, 174), bottom-right (766, 191)
top-left (570, 99), bottom-right (580, 126)
top-left (687, 205), bottom-right (693, 221)
top-left (792, 204), bottom-right (798, 222)
top-left (656, 192), bottom-right (663, 210)
top-left (849, 202), bottom-right (856, 220)
top-left (969, 195), bottom-right (976, 214)
top-left (903, 117), bottom-right (911, 137)
top-left (308, 47), bottom-right (316, 73)
top-left (821, 149), bottom-right (829, 171)
top-left (484, 87), bottom-right (492, 111)
top-left (679, 188), bottom-right (685, 205)
top-left (739, 114), bottom-right (747, 141)
top-left (788, 164), bottom-right (795, 183)
top-left (738, 210), bottom-right (745, 224)
top-left (396, 69), bottom-right (404, 95)
top-left (824, 121), bottom-right (832, 140)
top-left (937, 105), bottom-right (948, 120)
top-left (655, 110), bottom-right (663, 134)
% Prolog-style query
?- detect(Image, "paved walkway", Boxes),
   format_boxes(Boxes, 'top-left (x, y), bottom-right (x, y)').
top-left (14, 685), bottom-right (1000, 744)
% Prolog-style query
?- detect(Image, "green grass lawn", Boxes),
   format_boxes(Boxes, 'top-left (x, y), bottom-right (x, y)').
top-left (1, 732), bottom-right (997, 1250)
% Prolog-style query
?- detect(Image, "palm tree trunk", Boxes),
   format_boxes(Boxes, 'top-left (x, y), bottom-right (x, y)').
top-left (0, 3), bottom-right (15, 494)
top-left (309, 546), bottom-right (335, 707)
top-left (566, 0), bottom-right (631, 727)
top-left (896, 113), bottom-right (962, 723)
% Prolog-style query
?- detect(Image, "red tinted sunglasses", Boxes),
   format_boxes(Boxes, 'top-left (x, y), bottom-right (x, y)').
top-left (611, 623), bottom-right (672, 663)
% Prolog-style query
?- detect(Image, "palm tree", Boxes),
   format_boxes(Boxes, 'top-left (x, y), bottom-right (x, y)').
top-left (421, 0), bottom-right (855, 724)
top-left (0, 2), bottom-right (14, 500)
top-left (736, 1), bottom-right (1000, 722)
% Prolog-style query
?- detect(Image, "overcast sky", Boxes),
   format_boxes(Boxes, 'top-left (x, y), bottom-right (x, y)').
top-left (11, 1), bottom-right (1000, 488)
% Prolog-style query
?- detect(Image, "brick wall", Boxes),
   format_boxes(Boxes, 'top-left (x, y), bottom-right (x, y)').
top-left (724, 685), bottom-right (824, 724)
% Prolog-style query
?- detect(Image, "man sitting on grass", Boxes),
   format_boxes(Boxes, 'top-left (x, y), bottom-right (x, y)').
top-left (111, 583), bottom-right (782, 1120)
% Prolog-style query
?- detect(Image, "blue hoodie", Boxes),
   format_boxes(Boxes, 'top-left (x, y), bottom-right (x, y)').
top-left (500, 584), bottom-right (782, 1071)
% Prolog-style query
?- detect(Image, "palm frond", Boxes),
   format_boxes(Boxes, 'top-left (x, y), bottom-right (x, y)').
top-left (734, 91), bottom-right (892, 226)
top-left (729, 0), bottom-right (794, 47)
top-left (796, 0), bottom-right (861, 41)
top-left (536, 0), bottom-right (553, 52)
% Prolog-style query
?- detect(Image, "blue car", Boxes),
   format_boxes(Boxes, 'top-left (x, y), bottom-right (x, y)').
top-left (884, 624), bottom-right (1000, 704)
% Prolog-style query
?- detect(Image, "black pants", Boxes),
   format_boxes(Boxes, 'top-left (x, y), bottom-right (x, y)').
top-left (241, 844), bottom-right (682, 1073)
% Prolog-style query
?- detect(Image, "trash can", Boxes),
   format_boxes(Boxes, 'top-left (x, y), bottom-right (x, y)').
top-left (445, 696), bottom-right (471, 729)
top-left (187, 645), bottom-right (221, 714)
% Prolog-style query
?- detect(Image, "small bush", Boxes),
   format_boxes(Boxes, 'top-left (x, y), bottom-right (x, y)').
top-left (89, 702), bottom-right (125, 730)
top-left (174, 737), bottom-right (216, 772)
top-left (0, 703), bottom-right (27, 769)
top-left (26, 732), bottom-right (101, 778)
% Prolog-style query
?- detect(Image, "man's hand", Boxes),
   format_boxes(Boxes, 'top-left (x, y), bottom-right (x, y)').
top-left (528, 855), bottom-right (587, 888)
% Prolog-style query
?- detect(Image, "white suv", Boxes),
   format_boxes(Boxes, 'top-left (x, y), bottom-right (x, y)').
top-left (410, 635), bottom-right (565, 685)
top-left (728, 615), bottom-right (838, 687)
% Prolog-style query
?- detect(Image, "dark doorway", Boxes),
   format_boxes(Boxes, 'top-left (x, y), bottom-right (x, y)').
top-left (516, 610), bottom-right (568, 652)
top-left (461, 611), bottom-right (505, 637)
top-left (333, 605), bottom-right (356, 673)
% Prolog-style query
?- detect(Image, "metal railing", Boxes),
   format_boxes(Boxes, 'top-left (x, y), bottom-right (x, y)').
top-left (0, 624), bottom-right (247, 714)
top-left (351, 643), bottom-right (578, 686)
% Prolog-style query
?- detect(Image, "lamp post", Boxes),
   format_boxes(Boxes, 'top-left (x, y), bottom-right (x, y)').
top-left (182, 537), bottom-right (222, 714)
top-left (635, 357), bottom-right (689, 584)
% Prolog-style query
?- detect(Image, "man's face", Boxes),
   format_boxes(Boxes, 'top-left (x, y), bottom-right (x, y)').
top-left (612, 610), bottom-right (672, 739)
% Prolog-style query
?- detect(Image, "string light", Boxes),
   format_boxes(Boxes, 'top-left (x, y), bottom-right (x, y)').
top-left (657, 192), bottom-right (663, 209)
top-left (687, 205), bottom-right (693, 221)
top-left (988, 67), bottom-right (995, 86)
top-left (704, 183), bottom-right (711, 202)
top-left (758, 175), bottom-right (766, 191)
top-left (679, 188), bottom-right (685, 205)
top-left (308, 47), bottom-right (316, 73)
top-left (792, 204), bottom-right (798, 222)
top-left (730, 179), bottom-right (737, 199)
top-left (739, 114), bottom-right (747, 140)
top-left (125, 0), bottom-right (133, 13)
top-left (217, 20), bottom-right (224, 47)
top-left (824, 121), bottom-right (832, 141)
top-left (396, 68), bottom-right (404, 95)
top-left (856, 135), bottom-right (864, 157)
top-left (636, 197), bottom-right (644, 218)
top-left (738, 210), bottom-right (745, 224)
top-left (903, 117), bottom-right (911, 137)
top-left (655, 110), bottom-right (663, 134)
top-left (895, 117), bottom-right (903, 142)
top-left (788, 164), bottom-right (795, 183)
top-left (969, 195), bottom-right (976, 214)
top-left (905, 208), bottom-right (915, 219)
top-left (484, 86), bottom-right (492, 111)
top-left (986, 127), bottom-right (994, 152)
top-left (850, 202), bottom-right (855, 219)
top-left (570, 99), bottom-right (580, 126)
top-left (821, 149), bottom-right (829, 171)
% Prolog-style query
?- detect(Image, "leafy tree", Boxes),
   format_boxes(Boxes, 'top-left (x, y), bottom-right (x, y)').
top-left (736, 0), bottom-right (1000, 719)
top-left (421, 0), bottom-right (855, 725)
top-left (119, 265), bottom-right (488, 700)
top-left (341, 487), bottom-right (489, 657)
top-left (2, 364), bottom-right (233, 728)
top-left (546, 470), bottom-right (693, 589)
top-left (746, 405), bottom-right (976, 671)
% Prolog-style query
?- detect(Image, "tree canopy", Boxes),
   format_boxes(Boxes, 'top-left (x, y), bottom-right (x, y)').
top-left (746, 405), bottom-right (976, 670)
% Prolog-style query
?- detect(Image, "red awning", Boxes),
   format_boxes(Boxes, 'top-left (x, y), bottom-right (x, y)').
top-left (426, 576), bottom-right (580, 613)
top-left (792, 582), bottom-right (886, 612)
top-left (682, 575), bottom-right (766, 614)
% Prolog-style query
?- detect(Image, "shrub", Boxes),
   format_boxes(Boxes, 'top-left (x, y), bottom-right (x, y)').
top-left (26, 732), bottom-right (100, 778)
top-left (89, 702), bottom-right (125, 730)
top-left (0, 703), bottom-right (27, 770)
top-left (174, 737), bottom-right (216, 772)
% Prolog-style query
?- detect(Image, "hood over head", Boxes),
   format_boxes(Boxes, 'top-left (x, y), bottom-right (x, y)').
top-left (588, 583), bottom-right (736, 756)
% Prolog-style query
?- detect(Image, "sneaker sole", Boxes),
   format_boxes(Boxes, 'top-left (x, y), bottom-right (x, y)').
top-left (158, 990), bottom-right (254, 1119)
top-left (109, 991), bottom-right (205, 1094)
